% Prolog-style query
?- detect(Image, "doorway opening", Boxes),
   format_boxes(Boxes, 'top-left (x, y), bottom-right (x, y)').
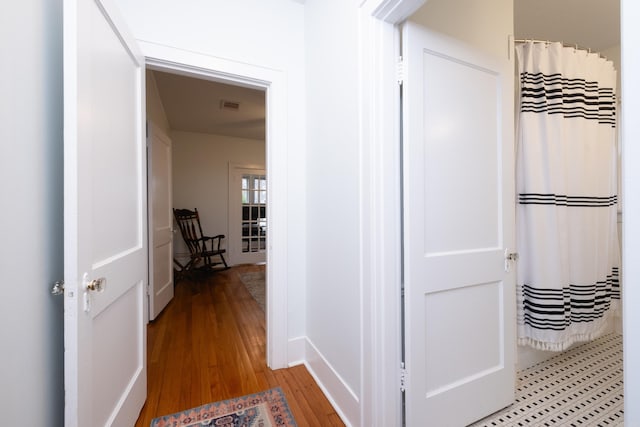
top-left (399, 0), bottom-right (623, 425)
top-left (143, 53), bottom-right (289, 369)
top-left (146, 64), bottom-right (267, 300)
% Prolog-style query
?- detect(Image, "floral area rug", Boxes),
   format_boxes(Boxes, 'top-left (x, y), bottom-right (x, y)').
top-left (239, 271), bottom-right (265, 312)
top-left (151, 387), bottom-right (297, 427)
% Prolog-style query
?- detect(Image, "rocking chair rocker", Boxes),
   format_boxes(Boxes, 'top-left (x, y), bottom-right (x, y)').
top-left (173, 208), bottom-right (229, 276)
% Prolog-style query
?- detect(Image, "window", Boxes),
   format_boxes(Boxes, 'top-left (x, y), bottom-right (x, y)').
top-left (241, 174), bottom-right (266, 253)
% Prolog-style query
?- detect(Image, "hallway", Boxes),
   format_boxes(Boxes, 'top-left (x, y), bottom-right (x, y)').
top-left (135, 265), bottom-right (344, 426)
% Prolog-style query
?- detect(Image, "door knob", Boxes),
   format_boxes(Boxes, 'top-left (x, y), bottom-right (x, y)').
top-left (86, 277), bottom-right (106, 293)
top-left (505, 249), bottom-right (519, 272)
top-left (82, 274), bottom-right (106, 313)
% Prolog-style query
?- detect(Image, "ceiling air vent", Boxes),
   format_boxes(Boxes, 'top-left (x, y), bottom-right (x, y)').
top-left (220, 100), bottom-right (241, 111)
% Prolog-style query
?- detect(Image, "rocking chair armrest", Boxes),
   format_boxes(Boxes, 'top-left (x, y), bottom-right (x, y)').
top-left (199, 234), bottom-right (225, 242)
top-left (199, 234), bottom-right (225, 249)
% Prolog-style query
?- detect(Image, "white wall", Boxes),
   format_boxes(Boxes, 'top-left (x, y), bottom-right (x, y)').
top-left (171, 131), bottom-right (265, 264)
top-left (304, 0), bottom-right (362, 424)
top-left (410, 0), bottom-right (513, 58)
top-left (622, 2), bottom-right (640, 422)
top-left (0, 0), bottom-right (64, 425)
top-left (113, 0), bottom-right (308, 348)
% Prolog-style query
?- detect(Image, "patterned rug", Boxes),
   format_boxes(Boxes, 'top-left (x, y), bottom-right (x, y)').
top-left (151, 387), bottom-right (297, 427)
top-left (239, 271), bottom-right (265, 312)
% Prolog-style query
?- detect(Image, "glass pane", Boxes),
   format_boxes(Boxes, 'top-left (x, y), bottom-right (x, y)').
top-left (239, 172), bottom-right (267, 255)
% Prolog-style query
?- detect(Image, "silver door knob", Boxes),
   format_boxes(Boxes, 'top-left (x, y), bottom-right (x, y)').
top-left (86, 277), bottom-right (106, 293)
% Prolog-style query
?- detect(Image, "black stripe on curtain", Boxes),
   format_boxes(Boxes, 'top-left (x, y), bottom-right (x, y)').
top-left (520, 72), bottom-right (616, 127)
top-left (521, 267), bottom-right (620, 331)
top-left (519, 193), bottom-right (618, 207)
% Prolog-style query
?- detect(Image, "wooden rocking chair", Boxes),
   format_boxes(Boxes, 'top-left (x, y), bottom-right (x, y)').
top-left (173, 208), bottom-right (229, 276)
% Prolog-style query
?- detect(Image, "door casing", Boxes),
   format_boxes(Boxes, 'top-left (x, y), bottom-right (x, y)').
top-left (144, 43), bottom-right (289, 369)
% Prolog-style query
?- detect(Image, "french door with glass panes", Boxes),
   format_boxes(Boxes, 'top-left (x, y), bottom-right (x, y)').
top-left (229, 166), bottom-right (266, 264)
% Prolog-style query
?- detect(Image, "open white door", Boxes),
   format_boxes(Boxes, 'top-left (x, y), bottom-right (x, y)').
top-left (63, 0), bottom-right (147, 425)
top-left (148, 122), bottom-right (174, 320)
top-left (402, 22), bottom-right (516, 426)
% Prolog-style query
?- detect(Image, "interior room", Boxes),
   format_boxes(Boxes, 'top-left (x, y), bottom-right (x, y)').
top-left (473, 1), bottom-right (623, 425)
top-left (514, 0), bottom-right (622, 369)
top-left (405, 0), bottom-right (622, 424)
top-left (6, 0), bottom-right (640, 426)
top-left (140, 69), bottom-right (338, 424)
top-left (148, 69), bottom-right (267, 267)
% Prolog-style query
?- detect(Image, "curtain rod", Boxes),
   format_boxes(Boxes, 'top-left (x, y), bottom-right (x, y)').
top-left (513, 39), bottom-right (613, 61)
top-left (514, 38), bottom-right (594, 54)
top-left (513, 39), bottom-right (616, 81)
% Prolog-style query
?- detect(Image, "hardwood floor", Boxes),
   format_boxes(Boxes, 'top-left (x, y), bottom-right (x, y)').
top-left (135, 264), bottom-right (344, 426)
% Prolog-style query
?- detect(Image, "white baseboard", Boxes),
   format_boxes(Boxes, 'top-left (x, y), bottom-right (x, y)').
top-left (302, 338), bottom-right (359, 427)
top-left (287, 336), bottom-right (306, 367)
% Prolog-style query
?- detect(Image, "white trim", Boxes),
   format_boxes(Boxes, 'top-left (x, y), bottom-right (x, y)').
top-left (357, 1), bottom-right (425, 426)
top-left (286, 336), bottom-right (306, 367)
top-left (304, 337), bottom-right (359, 427)
top-left (370, 0), bottom-right (427, 23)
top-left (141, 41), bottom-right (289, 369)
top-left (622, 1), bottom-right (640, 423)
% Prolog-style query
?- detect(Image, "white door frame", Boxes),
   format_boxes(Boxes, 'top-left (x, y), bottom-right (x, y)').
top-left (621, 2), bottom-right (640, 424)
top-left (356, 1), bottom-right (425, 425)
top-left (358, 0), bottom-right (639, 425)
top-left (143, 43), bottom-right (289, 369)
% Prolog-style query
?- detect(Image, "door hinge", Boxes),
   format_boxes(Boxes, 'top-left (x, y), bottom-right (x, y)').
top-left (397, 56), bottom-right (404, 85)
top-left (400, 363), bottom-right (407, 392)
top-left (51, 280), bottom-right (65, 296)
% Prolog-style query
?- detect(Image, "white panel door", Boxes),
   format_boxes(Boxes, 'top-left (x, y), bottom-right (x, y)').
top-left (402, 22), bottom-right (516, 426)
top-left (148, 123), bottom-right (174, 320)
top-left (63, 0), bottom-right (147, 425)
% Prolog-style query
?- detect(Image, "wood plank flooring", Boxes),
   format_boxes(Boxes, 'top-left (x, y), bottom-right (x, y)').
top-left (135, 264), bottom-right (344, 426)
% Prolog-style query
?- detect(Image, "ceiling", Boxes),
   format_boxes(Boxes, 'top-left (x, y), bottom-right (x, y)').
top-left (152, 70), bottom-right (266, 141)
top-left (152, 1), bottom-right (620, 140)
top-left (514, 0), bottom-right (620, 52)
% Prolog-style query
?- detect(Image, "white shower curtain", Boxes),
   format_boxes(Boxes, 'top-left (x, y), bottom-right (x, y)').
top-left (516, 41), bottom-right (620, 351)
